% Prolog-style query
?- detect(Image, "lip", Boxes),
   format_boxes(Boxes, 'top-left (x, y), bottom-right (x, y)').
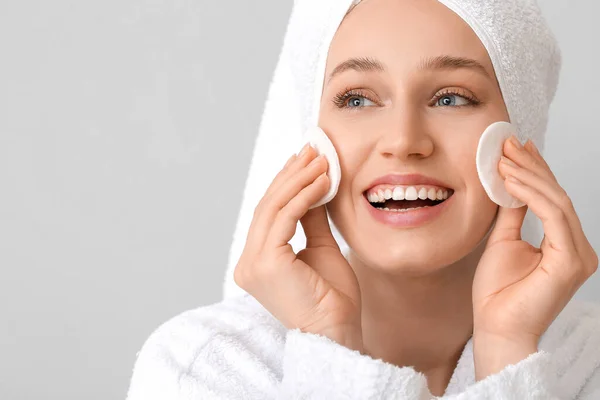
top-left (362, 190), bottom-right (454, 228)
top-left (364, 173), bottom-right (452, 192)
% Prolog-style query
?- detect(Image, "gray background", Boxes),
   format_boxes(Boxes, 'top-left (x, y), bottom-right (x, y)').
top-left (0, 0), bottom-right (598, 399)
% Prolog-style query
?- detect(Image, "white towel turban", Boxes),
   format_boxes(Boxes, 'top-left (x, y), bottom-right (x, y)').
top-left (222, 0), bottom-right (562, 300)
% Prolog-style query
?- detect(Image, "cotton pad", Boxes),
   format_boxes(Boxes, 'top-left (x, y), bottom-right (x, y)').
top-left (476, 121), bottom-right (526, 208)
top-left (304, 126), bottom-right (341, 209)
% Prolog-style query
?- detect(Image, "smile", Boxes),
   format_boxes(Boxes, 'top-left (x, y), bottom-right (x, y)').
top-left (363, 185), bottom-right (455, 227)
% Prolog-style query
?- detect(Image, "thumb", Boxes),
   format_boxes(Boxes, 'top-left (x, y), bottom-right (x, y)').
top-left (486, 204), bottom-right (528, 247)
top-left (299, 205), bottom-right (339, 249)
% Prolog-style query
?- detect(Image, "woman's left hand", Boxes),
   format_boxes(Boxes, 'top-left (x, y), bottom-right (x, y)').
top-left (471, 135), bottom-right (598, 379)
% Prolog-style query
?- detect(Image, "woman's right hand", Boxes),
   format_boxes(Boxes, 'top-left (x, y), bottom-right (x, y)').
top-left (234, 143), bottom-right (364, 352)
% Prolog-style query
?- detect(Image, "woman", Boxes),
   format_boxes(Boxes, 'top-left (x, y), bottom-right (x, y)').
top-left (126, 0), bottom-right (600, 398)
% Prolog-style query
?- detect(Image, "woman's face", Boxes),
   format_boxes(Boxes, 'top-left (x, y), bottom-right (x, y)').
top-left (319, 0), bottom-right (509, 273)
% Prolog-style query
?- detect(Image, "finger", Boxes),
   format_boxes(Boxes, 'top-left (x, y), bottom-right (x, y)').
top-left (264, 153), bottom-right (297, 196)
top-left (284, 154), bottom-right (298, 168)
top-left (300, 204), bottom-right (339, 249)
top-left (525, 140), bottom-right (557, 181)
top-left (499, 154), bottom-right (588, 253)
top-left (263, 144), bottom-right (316, 199)
top-left (247, 144), bottom-right (317, 250)
top-left (503, 136), bottom-right (557, 183)
top-left (251, 155), bottom-right (327, 252)
top-left (499, 156), bottom-right (566, 208)
top-left (504, 174), bottom-right (577, 254)
top-left (241, 154), bottom-right (295, 257)
top-left (486, 203), bottom-right (528, 246)
top-left (524, 141), bottom-right (598, 270)
top-left (265, 170), bottom-right (330, 249)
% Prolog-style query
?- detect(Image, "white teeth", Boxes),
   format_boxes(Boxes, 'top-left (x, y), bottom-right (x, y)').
top-left (368, 185), bottom-right (452, 203)
top-left (392, 187), bottom-right (405, 200)
top-left (384, 188), bottom-right (393, 200)
top-left (405, 187), bottom-right (418, 201)
top-left (427, 188), bottom-right (437, 201)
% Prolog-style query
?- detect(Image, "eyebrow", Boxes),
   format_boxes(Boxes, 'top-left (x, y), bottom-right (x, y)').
top-left (326, 55), bottom-right (491, 85)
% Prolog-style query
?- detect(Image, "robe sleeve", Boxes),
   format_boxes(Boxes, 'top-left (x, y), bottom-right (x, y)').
top-left (440, 350), bottom-right (560, 399)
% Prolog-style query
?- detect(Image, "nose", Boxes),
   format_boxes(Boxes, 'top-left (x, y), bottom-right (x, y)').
top-left (375, 109), bottom-right (434, 161)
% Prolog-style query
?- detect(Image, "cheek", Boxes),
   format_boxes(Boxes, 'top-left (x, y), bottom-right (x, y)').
top-left (457, 152), bottom-right (497, 220)
top-left (450, 144), bottom-right (480, 186)
top-left (448, 142), bottom-right (496, 213)
top-left (325, 140), bottom-right (372, 220)
top-left (331, 154), bottom-right (361, 206)
top-left (329, 134), bottom-right (373, 189)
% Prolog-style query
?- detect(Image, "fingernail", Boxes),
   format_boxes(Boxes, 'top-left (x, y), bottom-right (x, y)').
top-left (299, 143), bottom-right (311, 157)
top-left (284, 154), bottom-right (297, 167)
top-left (509, 135), bottom-right (523, 149)
top-left (530, 140), bottom-right (541, 156)
top-left (500, 156), bottom-right (518, 167)
top-left (309, 153), bottom-right (325, 165)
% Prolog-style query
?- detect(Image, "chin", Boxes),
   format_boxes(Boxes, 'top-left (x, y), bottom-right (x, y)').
top-left (348, 234), bottom-right (477, 276)
top-left (330, 193), bottom-right (497, 274)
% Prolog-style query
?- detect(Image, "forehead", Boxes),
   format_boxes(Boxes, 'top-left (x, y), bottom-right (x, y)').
top-left (327, 0), bottom-right (494, 78)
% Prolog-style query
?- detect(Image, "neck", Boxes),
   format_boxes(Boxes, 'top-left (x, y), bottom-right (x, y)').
top-left (349, 237), bottom-right (489, 377)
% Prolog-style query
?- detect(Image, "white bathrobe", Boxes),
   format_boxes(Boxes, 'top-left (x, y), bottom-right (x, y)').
top-left (126, 0), bottom-right (600, 398)
top-left (125, 293), bottom-right (600, 399)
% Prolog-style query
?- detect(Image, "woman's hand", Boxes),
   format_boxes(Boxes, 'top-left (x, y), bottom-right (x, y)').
top-left (234, 143), bottom-right (364, 352)
top-left (472, 136), bottom-right (598, 379)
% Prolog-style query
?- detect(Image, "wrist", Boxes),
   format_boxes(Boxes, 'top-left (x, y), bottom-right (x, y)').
top-left (320, 327), bottom-right (365, 354)
top-left (473, 332), bottom-right (539, 380)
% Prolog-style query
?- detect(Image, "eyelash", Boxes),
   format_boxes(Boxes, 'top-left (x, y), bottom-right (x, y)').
top-left (331, 87), bottom-right (481, 111)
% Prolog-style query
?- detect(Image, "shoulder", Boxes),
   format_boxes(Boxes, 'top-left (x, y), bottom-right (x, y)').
top-left (137, 293), bottom-right (286, 351)
top-left (540, 298), bottom-right (600, 398)
top-left (126, 294), bottom-right (287, 400)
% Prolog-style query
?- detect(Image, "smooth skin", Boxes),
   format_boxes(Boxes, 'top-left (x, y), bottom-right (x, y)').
top-left (473, 138), bottom-right (598, 379)
top-left (235, 0), bottom-right (598, 396)
top-left (235, 135), bottom-right (598, 394)
top-left (234, 145), bottom-right (364, 352)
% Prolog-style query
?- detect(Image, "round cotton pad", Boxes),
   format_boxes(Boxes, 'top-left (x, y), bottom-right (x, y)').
top-left (476, 121), bottom-right (526, 208)
top-left (304, 126), bottom-right (341, 210)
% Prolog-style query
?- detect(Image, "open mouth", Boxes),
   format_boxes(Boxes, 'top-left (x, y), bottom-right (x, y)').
top-left (365, 186), bottom-right (454, 212)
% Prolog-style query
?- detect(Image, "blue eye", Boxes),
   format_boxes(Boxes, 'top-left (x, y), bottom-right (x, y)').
top-left (346, 95), bottom-right (376, 108)
top-left (331, 88), bottom-right (480, 112)
top-left (432, 89), bottom-right (479, 108)
top-left (332, 90), bottom-right (377, 111)
top-left (435, 93), bottom-right (470, 107)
